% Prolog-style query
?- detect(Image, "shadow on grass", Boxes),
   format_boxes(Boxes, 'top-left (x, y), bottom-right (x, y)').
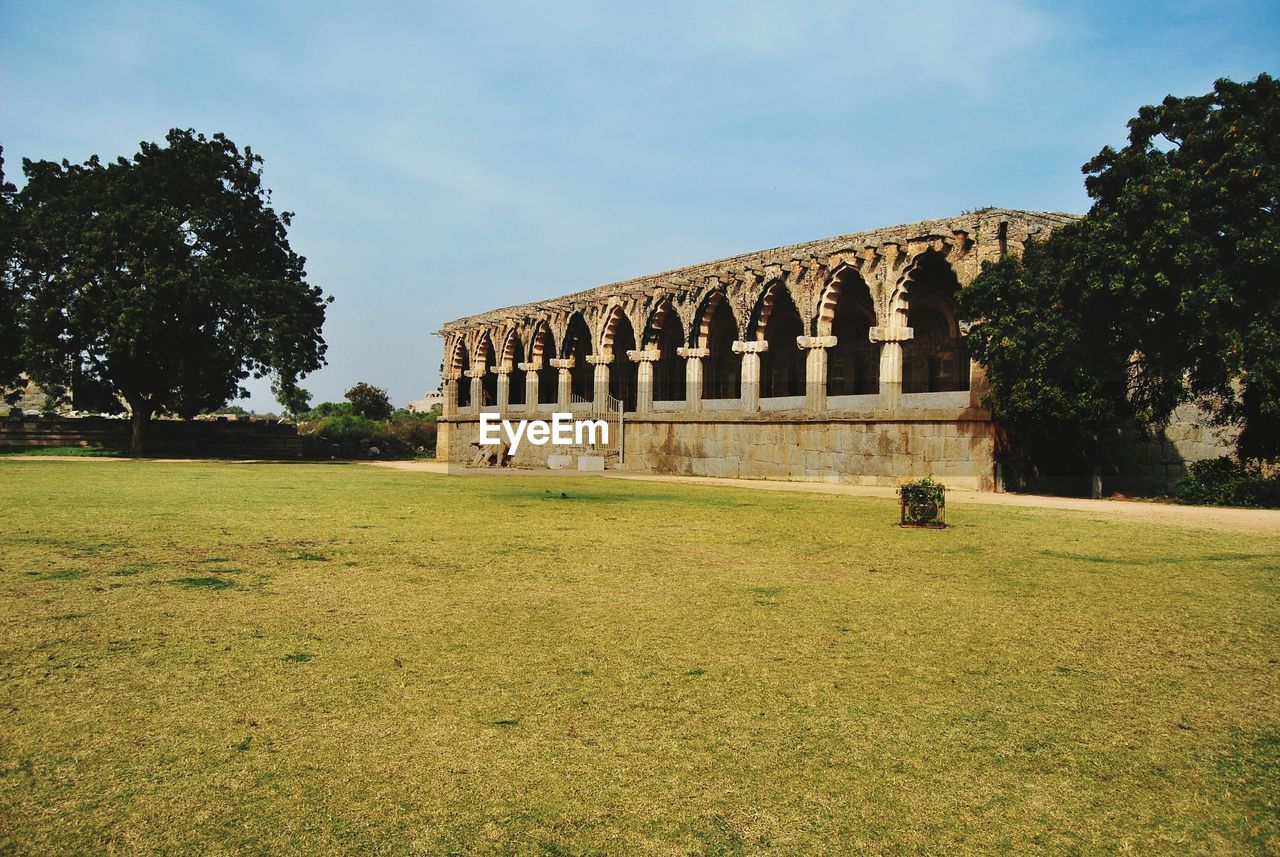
top-left (170, 576), bottom-right (234, 590)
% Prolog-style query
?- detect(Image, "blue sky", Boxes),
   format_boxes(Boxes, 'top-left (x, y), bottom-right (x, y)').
top-left (2, 1), bottom-right (1276, 410)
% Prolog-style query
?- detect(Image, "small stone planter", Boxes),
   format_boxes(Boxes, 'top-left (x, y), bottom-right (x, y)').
top-left (898, 477), bottom-right (946, 529)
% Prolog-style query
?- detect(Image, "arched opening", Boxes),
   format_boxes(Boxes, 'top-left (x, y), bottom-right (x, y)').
top-left (505, 333), bottom-right (526, 406)
top-left (533, 326), bottom-right (557, 405)
top-left (759, 286), bottom-right (804, 398)
top-left (824, 272), bottom-right (880, 396)
top-left (701, 295), bottom-right (739, 399)
top-left (564, 313), bottom-right (593, 400)
top-left (454, 345), bottom-right (471, 409)
top-left (605, 311), bottom-right (638, 411)
top-left (650, 302), bottom-right (686, 403)
top-left (478, 335), bottom-right (498, 407)
top-left (901, 254), bottom-right (969, 394)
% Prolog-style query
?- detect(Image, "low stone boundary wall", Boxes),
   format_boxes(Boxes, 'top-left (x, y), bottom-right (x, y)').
top-left (0, 414), bottom-right (303, 458)
top-left (438, 410), bottom-right (998, 490)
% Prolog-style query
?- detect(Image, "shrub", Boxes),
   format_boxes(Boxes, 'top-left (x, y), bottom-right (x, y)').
top-left (1175, 457), bottom-right (1280, 507)
top-left (898, 477), bottom-right (946, 527)
top-left (301, 401), bottom-right (352, 419)
top-left (297, 410), bottom-right (436, 459)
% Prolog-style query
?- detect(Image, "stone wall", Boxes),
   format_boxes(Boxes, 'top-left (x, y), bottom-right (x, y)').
top-left (440, 406), bottom-right (996, 490)
top-left (1111, 403), bottom-right (1238, 495)
top-left (0, 414), bottom-right (303, 458)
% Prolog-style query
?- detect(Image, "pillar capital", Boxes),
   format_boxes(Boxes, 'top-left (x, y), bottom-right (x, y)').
top-left (869, 326), bottom-right (914, 343)
top-left (797, 335), bottom-right (837, 350)
top-left (731, 340), bottom-right (768, 354)
top-left (549, 357), bottom-right (574, 369)
top-left (586, 354), bottom-right (613, 365)
top-left (493, 365), bottom-right (511, 375)
top-left (677, 346), bottom-right (710, 359)
top-left (626, 349), bottom-right (660, 362)
top-left (442, 371), bottom-right (461, 382)
top-left (516, 361), bottom-right (537, 372)
top-left (464, 367), bottom-right (488, 379)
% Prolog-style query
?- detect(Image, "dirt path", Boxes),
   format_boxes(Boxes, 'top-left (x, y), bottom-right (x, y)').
top-left (371, 460), bottom-right (1280, 534)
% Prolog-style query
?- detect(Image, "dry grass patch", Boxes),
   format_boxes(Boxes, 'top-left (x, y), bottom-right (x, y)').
top-left (0, 460), bottom-right (1278, 854)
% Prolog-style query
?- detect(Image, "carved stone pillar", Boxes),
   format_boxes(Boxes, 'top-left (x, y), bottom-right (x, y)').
top-left (495, 366), bottom-right (511, 412)
top-left (732, 340), bottom-right (768, 412)
top-left (870, 325), bottom-right (914, 409)
top-left (442, 374), bottom-right (460, 417)
top-left (465, 367), bottom-right (486, 411)
top-left (628, 349), bottom-right (659, 414)
top-left (959, 321), bottom-right (982, 409)
top-left (518, 361), bottom-right (539, 412)
top-left (677, 346), bottom-right (708, 412)
top-left (550, 357), bottom-right (573, 410)
top-left (587, 354), bottom-right (612, 408)
top-left (797, 335), bottom-right (837, 412)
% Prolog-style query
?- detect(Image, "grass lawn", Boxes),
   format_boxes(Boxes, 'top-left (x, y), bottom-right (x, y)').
top-left (1, 461), bottom-right (1277, 854)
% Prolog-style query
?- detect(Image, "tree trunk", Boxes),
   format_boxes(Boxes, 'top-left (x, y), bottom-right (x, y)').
top-left (129, 400), bottom-right (153, 456)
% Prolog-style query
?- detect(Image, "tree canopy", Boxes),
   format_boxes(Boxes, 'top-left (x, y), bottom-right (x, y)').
top-left (10, 129), bottom-right (330, 451)
top-left (0, 149), bottom-right (21, 401)
top-left (962, 73), bottom-right (1280, 466)
top-left (344, 382), bottom-right (393, 420)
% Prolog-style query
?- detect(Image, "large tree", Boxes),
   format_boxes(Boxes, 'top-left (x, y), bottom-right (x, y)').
top-left (959, 218), bottom-right (1149, 479)
top-left (0, 148), bottom-right (21, 402)
top-left (963, 73), bottom-right (1280, 470)
top-left (13, 129), bottom-right (330, 452)
top-left (1082, 73), bottom-right (1280, 458)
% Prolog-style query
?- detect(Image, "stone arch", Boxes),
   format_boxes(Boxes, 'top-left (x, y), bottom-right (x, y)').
top-left (530, 322), bottom-right (558, 405)
top-left (896, 251), bottom-right (969, 394)
top-left (642, 297), bottom-right (685, 347)
top-left (694, 290), bottom-right (740, 400)
top-left (452, 342), bottom-right (472, 409)
top-left (754, 281), bottom-right (805, 398)
top-left (599, 304), bottom-right (633, 353)
top-left (475, 332), bottom-right (498, 406)
top-left (600, 304), bottom-right (638, 410)
top-left (645, 299), bottom-right (686, 403)
top-left (445, 336), bottom-right (469, 377)
top-left (562, 312), bottom-right (593, 400)
top-left (821, 266), bottom-right (880, 396)
top-left (500, 328), bottom-right (527, 406)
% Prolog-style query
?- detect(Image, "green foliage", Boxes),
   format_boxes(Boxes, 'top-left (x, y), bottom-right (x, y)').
top-left (963, 74), bottom-right (1280, 465)
top-left (0, 148), bottom-right (20, 401)
top-left (897, 477), bottom-right (945, 525)
top-left (297, 410), bottom-right (436, 459)
top-left (11, 129), bottom-right (331, 452)
top-left (301, 401), bottom-right (352, 419)
top-left (271, 376), bottom-right (312, 417)
top-left (1082, 74), bottom-right (1280, 458)
top-left (961, 220), bottom-right (1139, 468)
top-left (1174, 457), bottom-right (1280, 508)
top-left (344, 382), bottom-right (393, 420)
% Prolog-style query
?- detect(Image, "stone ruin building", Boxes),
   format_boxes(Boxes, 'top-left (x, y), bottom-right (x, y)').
top-left (434, 208), bottom-right (1231, 491)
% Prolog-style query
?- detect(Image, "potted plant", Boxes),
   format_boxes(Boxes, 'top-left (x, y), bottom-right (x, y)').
top-left (898, 476), bottom-right (946, 528)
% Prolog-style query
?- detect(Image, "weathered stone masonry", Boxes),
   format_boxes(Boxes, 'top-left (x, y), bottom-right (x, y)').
top-left (435, 209), bottom-right (1080, 489)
